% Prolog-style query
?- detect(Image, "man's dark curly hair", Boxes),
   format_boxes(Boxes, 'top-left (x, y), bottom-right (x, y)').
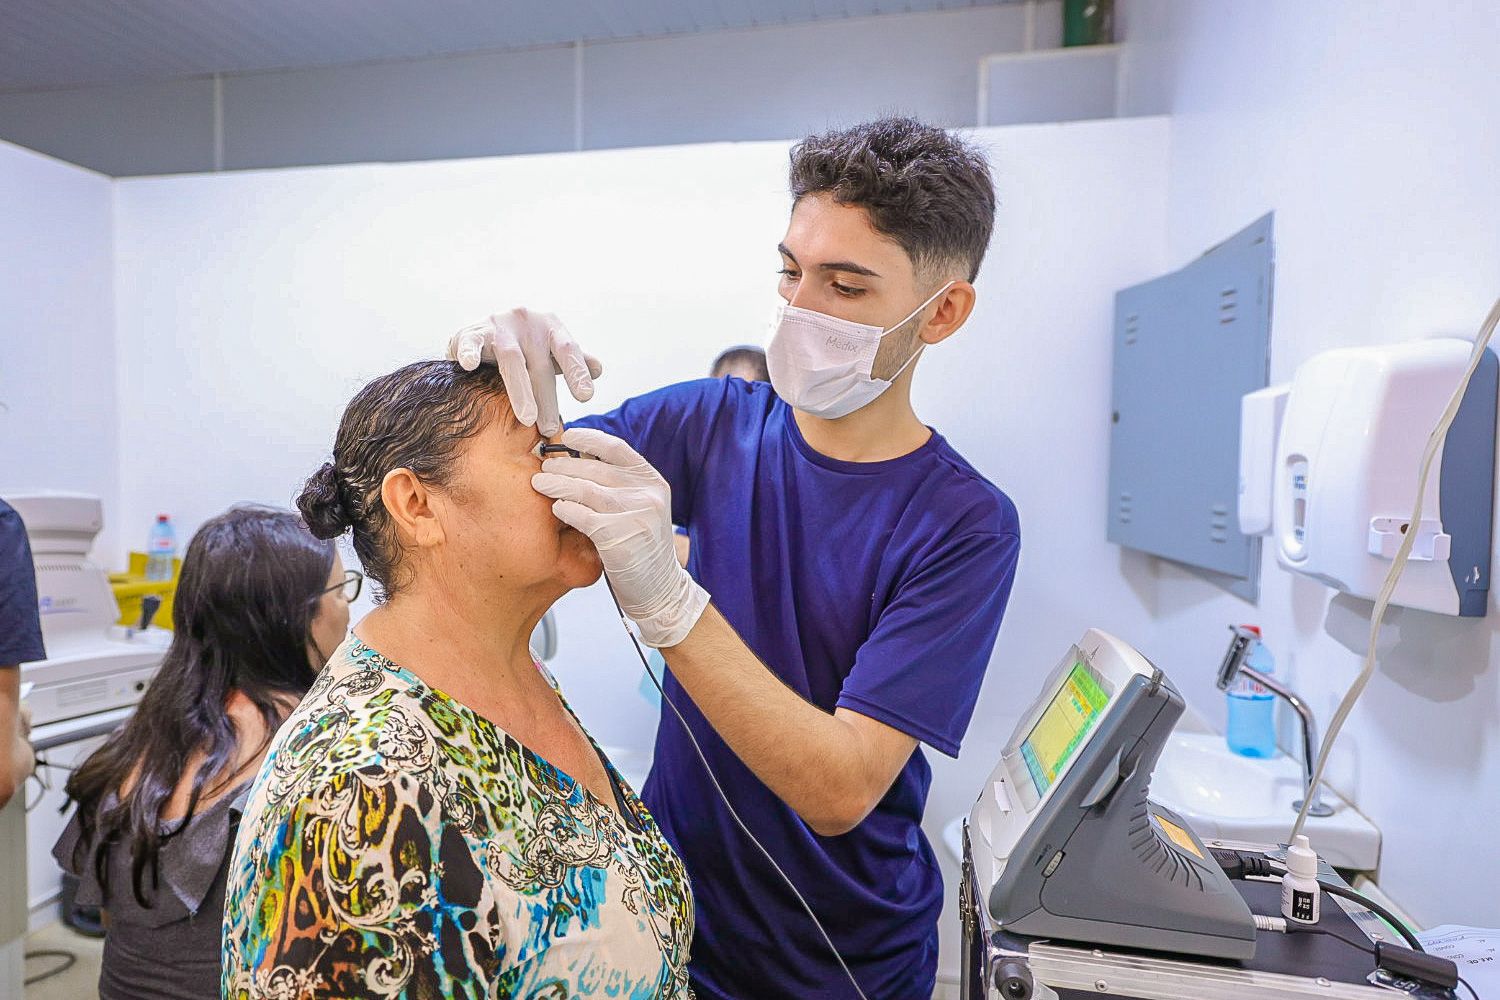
top-left (788, 117), bottom-right (996, 283)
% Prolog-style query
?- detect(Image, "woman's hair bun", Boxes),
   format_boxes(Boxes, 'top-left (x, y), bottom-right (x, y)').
top-left (296, 461), bottom-right (351, 539)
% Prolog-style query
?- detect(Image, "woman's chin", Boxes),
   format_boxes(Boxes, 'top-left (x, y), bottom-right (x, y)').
top-left (558, 528), bottom-right (605, 587)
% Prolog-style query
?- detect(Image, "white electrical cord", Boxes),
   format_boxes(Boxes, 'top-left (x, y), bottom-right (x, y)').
top-left (603, 578), bottom-right (872, 1000)
top-left (1291, 298), bottom-right (1500, 840)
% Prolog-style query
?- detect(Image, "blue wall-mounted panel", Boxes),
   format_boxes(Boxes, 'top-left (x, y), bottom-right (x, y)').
top-left (1106, 213), bottom-right (1274, 601)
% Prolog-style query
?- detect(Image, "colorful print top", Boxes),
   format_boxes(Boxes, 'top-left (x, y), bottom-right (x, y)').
top-left (222, 635), bottom-right (694, 1000)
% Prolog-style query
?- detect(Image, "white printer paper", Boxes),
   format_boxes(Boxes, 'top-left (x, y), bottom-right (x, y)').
top-left (1417, 925), bottom-right (1498, 995)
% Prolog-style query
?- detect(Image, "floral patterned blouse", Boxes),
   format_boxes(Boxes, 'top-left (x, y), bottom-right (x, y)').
top-left (222, 635), bottom-right (694, 1000)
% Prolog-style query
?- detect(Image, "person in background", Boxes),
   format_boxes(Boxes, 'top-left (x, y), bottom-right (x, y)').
top-left (646, 347), bottom-right (775, 703)
top-left (673, 346), bottom-right (771, 567)
top-left (708, 345), bottom-right (770, 384)
top-left (223, 360), bottom-right (693, 999)
top-left (54, 506), bottom-right (354, 1000)
top-left (0, 497), bottom-right (44, 810)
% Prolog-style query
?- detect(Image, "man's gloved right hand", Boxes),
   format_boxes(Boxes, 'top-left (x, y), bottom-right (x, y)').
top-left (532, 429), bottom-right (710, 648)
top-left (447, 308), bottom-right (604, 437)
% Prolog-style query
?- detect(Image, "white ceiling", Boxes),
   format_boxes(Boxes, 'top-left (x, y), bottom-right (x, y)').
top-left (0, 0), bottom-right (1017, 93)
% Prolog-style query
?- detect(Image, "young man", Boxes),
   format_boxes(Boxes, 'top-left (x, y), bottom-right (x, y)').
top-left (452, 117), bottom-right (1019, 999)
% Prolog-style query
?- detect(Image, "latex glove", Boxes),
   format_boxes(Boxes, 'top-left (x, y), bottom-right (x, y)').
top-left (447, 308), bottom-right (604, 437)
top-left (532, 428), bottom-right (709, 648)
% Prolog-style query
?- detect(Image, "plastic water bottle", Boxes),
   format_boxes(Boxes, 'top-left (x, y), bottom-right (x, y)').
top-left (145, 514), bottom-right (177, 581)
top-left (1226, 625), bottom-right (1277, 757)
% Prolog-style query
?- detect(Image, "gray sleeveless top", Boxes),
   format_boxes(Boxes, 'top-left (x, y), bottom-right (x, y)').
top-left (53, 781), bottom-right (251, 1000)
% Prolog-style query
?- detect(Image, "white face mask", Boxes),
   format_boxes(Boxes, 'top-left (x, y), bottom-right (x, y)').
top-left (765, 281), bottom-right (955, 419)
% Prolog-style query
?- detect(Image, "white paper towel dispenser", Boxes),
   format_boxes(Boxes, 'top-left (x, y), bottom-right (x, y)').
top-left (1264, 338), bottom-right (1496, 617)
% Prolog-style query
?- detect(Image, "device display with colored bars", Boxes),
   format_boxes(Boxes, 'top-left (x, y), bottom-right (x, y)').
top-left (1020, 661), bottom-right (1112, 796)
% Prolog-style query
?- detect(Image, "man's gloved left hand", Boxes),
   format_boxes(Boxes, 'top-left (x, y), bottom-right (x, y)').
top-left (531, 428), bottom-right (709, 648)
top-left (448, 308), bottom-right (603, 437)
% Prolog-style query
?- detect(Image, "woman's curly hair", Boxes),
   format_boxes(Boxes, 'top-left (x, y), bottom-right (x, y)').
top-left (298, 360), bottom-right (508, 601)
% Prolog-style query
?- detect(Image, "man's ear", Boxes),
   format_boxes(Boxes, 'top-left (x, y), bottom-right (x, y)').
top-left (381, 469), bottom-right (445, 549)
top-left (919, 281), bottom-right (977, 346)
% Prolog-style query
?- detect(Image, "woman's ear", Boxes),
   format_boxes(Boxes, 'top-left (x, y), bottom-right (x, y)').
top-left (380, 469), bottom-right (445, 549)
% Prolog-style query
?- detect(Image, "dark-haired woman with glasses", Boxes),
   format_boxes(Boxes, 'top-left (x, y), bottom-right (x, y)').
top-left (52, 505), bottom-right (356, 1000)
top-left (310, 566), bottom-right (362, 662)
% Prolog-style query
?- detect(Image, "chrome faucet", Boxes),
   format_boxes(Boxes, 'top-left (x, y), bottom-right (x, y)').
top-left (1215, 625), bottom-right (1334, 818)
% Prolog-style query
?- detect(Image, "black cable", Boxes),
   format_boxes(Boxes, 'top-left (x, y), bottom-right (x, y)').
top-left (603, 578), bottom-right (870, 1000)
top-left (1294, 924), bottom-right (1470, 997)
top-left (33, 755), bottom-right (76, 772)
top-left (24, 948), bottom-right (77, 986)
top-left (1317, 880), bottom-right (1424, 952)
top-left (1294, 924), bottom-right (1376, 957)
top-left (1210, 847), bottom-right (1277, 880)
top-left (26, 754), bottom-right (80, 811)
top-left (24, 769), bottom-right (48, 812)
top-left (1213, 851), bottom-right (1426, 954)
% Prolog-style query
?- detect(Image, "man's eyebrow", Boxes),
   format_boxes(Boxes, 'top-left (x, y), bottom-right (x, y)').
top-left (777, 243), bottom-right (881, 278)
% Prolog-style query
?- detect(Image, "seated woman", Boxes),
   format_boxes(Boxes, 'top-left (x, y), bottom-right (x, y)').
top-left (54, 505), bottom-right (354, 1000)
top-left (223, 361), bottom-right (693, 999)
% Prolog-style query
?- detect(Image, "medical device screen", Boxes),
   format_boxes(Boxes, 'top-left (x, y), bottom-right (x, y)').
top-left (1020, 661), bottom-right (1112, 797)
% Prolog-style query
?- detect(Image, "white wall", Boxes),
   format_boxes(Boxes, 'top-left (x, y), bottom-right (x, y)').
top-left (111, 117), bottom-right (1173, 983)
top-left (0, 140), bottom-right (119, 560)
top-left (1117, 0), bottom-right (1500, 928)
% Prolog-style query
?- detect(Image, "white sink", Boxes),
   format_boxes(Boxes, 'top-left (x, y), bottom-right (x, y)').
top-left (1150, 732), bottom-right (1381, 871)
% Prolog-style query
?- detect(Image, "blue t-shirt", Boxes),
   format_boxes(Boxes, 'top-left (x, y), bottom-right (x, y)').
top-left (574, 378), bottom-right (1020, 1000)
top-left (0, 499), bottom-right (46, 666)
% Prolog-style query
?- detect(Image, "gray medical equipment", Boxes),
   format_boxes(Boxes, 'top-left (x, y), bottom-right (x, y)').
top-left (961, 848), bottom-right (1450, 1000)
top-left (967, 629), bottom-right (1257, 963)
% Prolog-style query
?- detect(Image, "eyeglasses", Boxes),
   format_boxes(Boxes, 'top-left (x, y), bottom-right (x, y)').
top-left (318, 569), bottom-right (363, 604)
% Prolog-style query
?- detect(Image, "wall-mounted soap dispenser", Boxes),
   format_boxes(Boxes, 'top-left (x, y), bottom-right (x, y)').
top-left (1239, 337), bottom-right (1497, 617)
